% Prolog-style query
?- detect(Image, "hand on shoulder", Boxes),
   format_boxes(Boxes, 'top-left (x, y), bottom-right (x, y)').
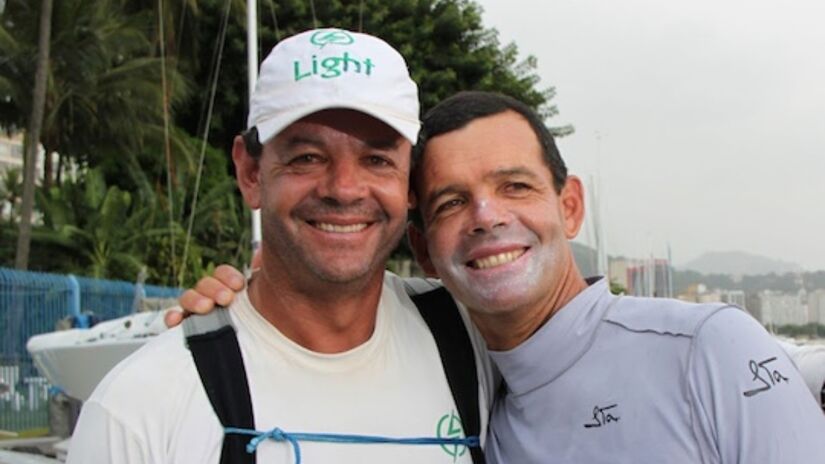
top-left (165, 263), bottom-right (248, 327)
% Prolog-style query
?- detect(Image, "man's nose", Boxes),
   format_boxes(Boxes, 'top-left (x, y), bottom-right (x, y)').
top-left (317, 158), bottom-right (367, 204)
top-left (468, 197), bottom-right (509, 235)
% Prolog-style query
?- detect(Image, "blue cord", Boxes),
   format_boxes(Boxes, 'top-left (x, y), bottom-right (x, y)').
top-left (225, 426), bottom-right (480, 464)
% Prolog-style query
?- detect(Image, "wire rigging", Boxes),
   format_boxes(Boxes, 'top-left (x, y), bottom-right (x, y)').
top-left (267, 0), bottom-right (281, 41)
top-left (178, 0), bottom-right (233, 286)
top-left (157, 0), bottom-right (177, 282)
top-left (359, 0), bottom-right (364, 32)
top-left (309, 0), bottom-right (318, 29)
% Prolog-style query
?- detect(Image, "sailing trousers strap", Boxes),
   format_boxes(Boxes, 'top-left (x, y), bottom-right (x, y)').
top-left (185, 287), bottom-right (485, 464)
top-left (412, 287), bottom-right (486, 464)
top-left (185, 311), bottom-right (255, 464)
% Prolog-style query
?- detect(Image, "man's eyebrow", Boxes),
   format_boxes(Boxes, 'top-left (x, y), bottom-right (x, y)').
top-left (284, 135), bottom-right (324, 149)
top-left (364, 137), bottom-right (403, 150)
top-left (486, 166), bottom-right (542, 182)
top-left (423, 166), bottom-right (542, 207)
top-left (425, 185), bottom-right (463, 208)
top-left (283, 136), bottom-right (401, 151)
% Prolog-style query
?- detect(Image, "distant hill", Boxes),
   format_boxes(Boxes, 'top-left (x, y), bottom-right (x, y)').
top-left (681, 251), bottom-right (802, 276)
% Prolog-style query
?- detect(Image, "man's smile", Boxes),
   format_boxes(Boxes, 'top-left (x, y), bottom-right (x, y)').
top-left (310, 221), bottom-right (370, 233)
top-left (466, 247), bottom-right (529, 270)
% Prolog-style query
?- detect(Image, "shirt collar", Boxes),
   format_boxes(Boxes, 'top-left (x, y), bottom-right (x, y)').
top-left (488, 276), bottom-right (615, 397)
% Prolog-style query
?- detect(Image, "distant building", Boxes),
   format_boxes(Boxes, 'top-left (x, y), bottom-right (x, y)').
top-left (624, 258), bottom-right (672, 298)
top-left (608, 258), bottom-right (630, 291)
top-left (808, 289), bottom-right (825, 325)
top-left (609, 257), bottom-right (674, 297)
top-left (745, 293), bottom-right (763, 322)
top-left (759, 290), bottom-right (807, 327)
top-left (0, 130), bottom-right (52, 181)
top-left (720, 290), bottom-right (746, 308)
top-left (677, 285), bottom-right (747, 311)
top-left (0, 131), bottom-right (24, 174)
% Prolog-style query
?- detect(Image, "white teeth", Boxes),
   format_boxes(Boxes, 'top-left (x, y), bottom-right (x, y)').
top-left (314, 222), bottom-right (368, 233)
top-left (471, 249), bottom-right (525, 269)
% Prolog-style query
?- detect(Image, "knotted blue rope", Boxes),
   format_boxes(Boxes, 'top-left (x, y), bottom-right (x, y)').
top-left (225, 426), bottom-right (480, 464)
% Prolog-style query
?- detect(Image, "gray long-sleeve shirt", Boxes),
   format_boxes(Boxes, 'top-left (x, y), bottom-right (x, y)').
top-left (486, 278), bottom-right (825, 463)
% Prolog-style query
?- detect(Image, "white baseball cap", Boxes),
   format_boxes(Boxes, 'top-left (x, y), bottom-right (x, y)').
top-left (248, 28), bottom-right (420, 144)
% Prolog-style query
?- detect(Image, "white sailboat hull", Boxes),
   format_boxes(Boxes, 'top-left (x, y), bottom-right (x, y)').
top-left (26, 311), bottom-right (168, 402)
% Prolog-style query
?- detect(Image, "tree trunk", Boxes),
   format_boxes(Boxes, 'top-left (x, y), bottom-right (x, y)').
top-left (43, 150), bottom-right (53, 190)
top-left (15, 0), bottom-right (53, 270)
top-left (56, 150), bottom-right (64, 186)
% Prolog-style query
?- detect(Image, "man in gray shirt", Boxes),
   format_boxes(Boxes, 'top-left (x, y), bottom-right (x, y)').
top-left (183, 91), bottom-right (825, 462)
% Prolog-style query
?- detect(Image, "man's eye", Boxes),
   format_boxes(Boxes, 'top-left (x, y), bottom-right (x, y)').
top-left (434, 198), bottom-right (464, 215)
top-left (505, 182), bottom-right (531, 193)
top-left (290, 154), bottom-right (322, 165)
top-left (365, 155), bottom-right (392, 167)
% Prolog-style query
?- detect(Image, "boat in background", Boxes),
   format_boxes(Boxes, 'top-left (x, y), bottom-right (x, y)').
top-left (25, 310), bottom-right (169, 402)
top-left (0, 449), bottom-right (62, 464)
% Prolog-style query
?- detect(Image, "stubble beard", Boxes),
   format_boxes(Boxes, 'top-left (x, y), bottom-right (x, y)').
top-left (260, 204), bottom-right (406, 291)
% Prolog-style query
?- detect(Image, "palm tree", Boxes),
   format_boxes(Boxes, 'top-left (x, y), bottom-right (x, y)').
top-left (9, 0), bottom-right (52, 270)
top-left (34, 168), bottom-right (153, 280)
top-left (0, 167), bottom-right (23, 225)
top-left (0, 0), bottom-right (191, 270)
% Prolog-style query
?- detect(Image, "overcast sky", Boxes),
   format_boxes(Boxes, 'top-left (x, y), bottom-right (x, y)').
top-left (475, 0), bottom-right (825, 271)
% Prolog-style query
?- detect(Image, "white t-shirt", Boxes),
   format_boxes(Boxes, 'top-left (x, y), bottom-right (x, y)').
top-left (67, 273), bottom-right (492, 464)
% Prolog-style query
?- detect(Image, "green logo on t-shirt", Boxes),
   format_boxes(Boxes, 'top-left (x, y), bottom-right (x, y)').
top-left (436, 411), bottom-right (467, 461)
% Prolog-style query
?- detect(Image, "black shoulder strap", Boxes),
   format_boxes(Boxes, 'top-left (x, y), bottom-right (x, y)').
top-left (185, 311), bottom-right (255, 464)
top-left (411, 287), bottom-right (486, 464)
top-left (184, 291), bottom-right (484, 463)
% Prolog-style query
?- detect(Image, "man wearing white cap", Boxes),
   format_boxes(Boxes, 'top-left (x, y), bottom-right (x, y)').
top-left (67, 29), bottom-right (492, 464)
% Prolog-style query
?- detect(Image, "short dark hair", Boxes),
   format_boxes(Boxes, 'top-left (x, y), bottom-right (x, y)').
top-left (242, 127), bottom-right (263, 159)
top-left (410, 91), bottom-right (568, 227)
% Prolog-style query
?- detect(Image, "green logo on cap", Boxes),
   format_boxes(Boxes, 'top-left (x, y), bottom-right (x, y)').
top-left (294, 30), bottom-right (374, 81)
top-left (310, 30), bottom-right (355, 48)
top-left (293, 52), bottom-right (375, 81)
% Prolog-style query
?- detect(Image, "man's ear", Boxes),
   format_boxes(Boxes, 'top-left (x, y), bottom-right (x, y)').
top-left (232, 135), bottom-right (261, 209)
top-left (407, 187), bottom-right (417, 210)
top-left (407, 222), bottom-right (438, 277)
top-left (559, 175), bottom-right (585, 239)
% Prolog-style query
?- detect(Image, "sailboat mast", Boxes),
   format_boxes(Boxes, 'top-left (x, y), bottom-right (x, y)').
top-left (248, 0), bottom-right (262, 251)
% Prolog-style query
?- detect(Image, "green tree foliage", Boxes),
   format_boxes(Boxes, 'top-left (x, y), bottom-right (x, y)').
top-left (0, 167), bottom-right (22, 225)
top-left (0, 0), bottom-right (191, 183)
top-left (175, 0), bottom-right (572, 154)
top-left (609, 280), bottom-right (627, 295)
top-left (774, 323), bottom-right (825, 339)
top-left (29, 168), bottom-right (149, 279)
top-left (673, 269), bottom-right (825, 294)
top-left (1, 131), bottom-right (251, 286)
top-left (136, 131), bottom-right (251, 287)
top-left (1, 0), bottom-right (567, 285)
